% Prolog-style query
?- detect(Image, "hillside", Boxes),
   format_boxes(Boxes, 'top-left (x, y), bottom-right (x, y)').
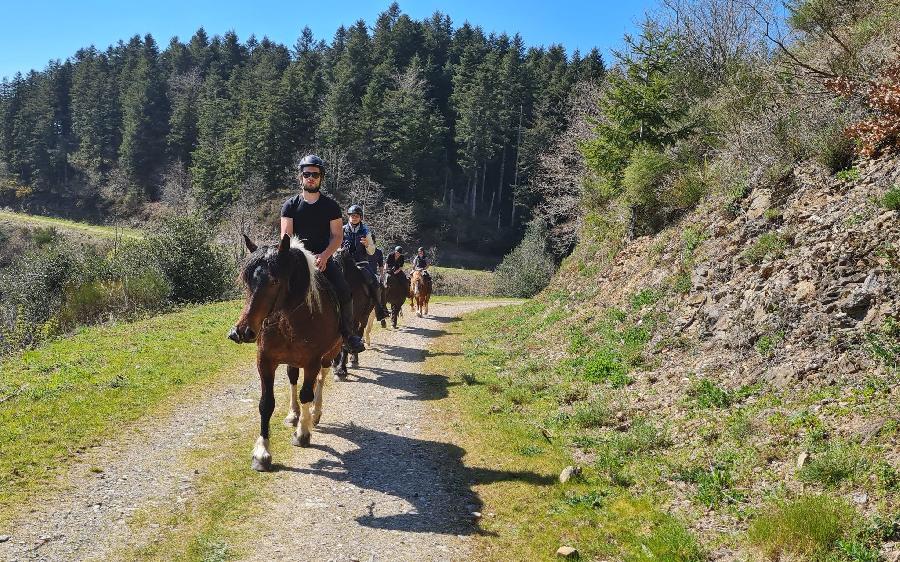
top-left (433, 156), bottom-right (899, 560)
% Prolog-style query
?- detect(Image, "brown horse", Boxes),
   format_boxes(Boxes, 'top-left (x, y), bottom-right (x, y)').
top-left (229, 234), bottom-right (341, 471)
top-left (331, 248), bottom-right (375, 378)
top-left (409, 269), bottom-right (432, 317)
top-left (384, 269), bottom-right (409, 328)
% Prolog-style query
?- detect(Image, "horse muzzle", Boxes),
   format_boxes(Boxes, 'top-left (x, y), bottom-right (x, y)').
top-left (227, 325), bottom-right (256, 343)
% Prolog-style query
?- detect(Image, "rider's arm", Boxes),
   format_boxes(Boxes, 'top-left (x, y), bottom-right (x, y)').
top-left (321, 218), bottom-right (343, 260)
top-left (280, 217), bottom-right (293, 237)
top-left (363, 232), bottom-right (375, 255)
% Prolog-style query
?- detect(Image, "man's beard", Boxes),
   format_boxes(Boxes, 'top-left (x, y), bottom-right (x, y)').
top-left (302, 185), bottom-right (321, 193)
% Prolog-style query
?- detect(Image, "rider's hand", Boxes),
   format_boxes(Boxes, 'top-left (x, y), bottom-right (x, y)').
top-left (360, 236), bottom-right (369, 247)
top-left (314, 254), bottom-right (328, 272)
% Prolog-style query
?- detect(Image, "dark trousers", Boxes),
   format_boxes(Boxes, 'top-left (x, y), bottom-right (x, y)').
top-left (323, 257), bottom-right (356, 338)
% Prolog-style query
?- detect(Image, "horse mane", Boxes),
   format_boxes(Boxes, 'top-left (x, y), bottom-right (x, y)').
top-left (240, 237), bottom-right (321, 312)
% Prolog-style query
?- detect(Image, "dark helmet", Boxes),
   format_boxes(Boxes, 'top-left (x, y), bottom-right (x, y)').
top-left (347, 204), bottom-right (363, 216)
top-left (394, 246), bottom-right (403, 253)
top-left (298, 154), bottom-right (326, 173)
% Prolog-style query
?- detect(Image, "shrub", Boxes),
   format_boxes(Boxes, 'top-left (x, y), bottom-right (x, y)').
top-left (147, 216), bottom-right (232, 303)
top-left (688, 378), bottom-right (732, 408)
top-left (743, 233), bottom-right (787, 263)
top-left (748, 495), bottom-right (855, 560)
top-left (813, 122), bottom-right (855, 173)
top-left (668, 167), bottom-right (708, 208)
top-left (623, 146), bottom-right (675, 209)
top-left (493, 219), bottom-right (557, 298)
top-left (31, 226), bottom-right (59, 246)
top-left (835, 166), bottom-right (861, 182)
top-left (799, 442), bottom-right (861, 485)
top-left (571, 398), bottom-right (612, 428)
top-left (882, 185), bottom-right (900, 211)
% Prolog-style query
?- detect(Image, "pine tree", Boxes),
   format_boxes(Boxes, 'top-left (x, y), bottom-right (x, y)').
top-left (119, 34), bottom-right (170, 195)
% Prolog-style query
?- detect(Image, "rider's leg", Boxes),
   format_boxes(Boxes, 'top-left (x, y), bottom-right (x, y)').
top-left (362, 267), bottom-right (389, 320)
top-left (324, 259), bottom-right (365, 353)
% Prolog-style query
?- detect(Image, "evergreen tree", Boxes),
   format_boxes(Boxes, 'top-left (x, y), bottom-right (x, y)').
top-left (119, 34), bottom-right (170, 195)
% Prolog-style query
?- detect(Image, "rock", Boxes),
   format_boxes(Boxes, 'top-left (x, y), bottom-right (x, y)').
top-left (796, 452), bottom-right (808, 469)
top-left (471, 511), bottom-right (482, 519)
top-left (0, 535), bottom-right (9, 543)
top-left (795, 280), bottom-right (816, 301)
top-left (556, 546), bottom-right (578, 558)
top-left (559, 466), bottom-right (581, 483)
top-left (852, 492), bottom-right (868, 505)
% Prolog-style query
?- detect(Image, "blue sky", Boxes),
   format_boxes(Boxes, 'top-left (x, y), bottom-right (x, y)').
top-left (0, 0), bottom-right (659, 80)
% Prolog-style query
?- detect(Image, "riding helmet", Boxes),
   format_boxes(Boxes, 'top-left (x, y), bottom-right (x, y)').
top-left (394, 246), bottom-right (403, 253)
top-left (298, 154), bottom-right (326, 173)
top-left (347, 204), bottom-right (363, 216)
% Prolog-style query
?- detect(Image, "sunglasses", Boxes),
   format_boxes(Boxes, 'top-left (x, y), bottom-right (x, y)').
top-left (301, 171), bottom-right (321, 179)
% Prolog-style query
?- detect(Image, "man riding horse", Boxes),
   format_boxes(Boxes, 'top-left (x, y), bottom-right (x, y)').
top-left (280, 154), bottom-right (365, 354)
top-left (386, 245), bottom-right (405, 278)
top-left (342, 204), bottom-right (389, 327)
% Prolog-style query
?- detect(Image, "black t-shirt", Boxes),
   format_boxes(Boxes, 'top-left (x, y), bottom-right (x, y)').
top-left (280, 194), bottom-right (342, 254)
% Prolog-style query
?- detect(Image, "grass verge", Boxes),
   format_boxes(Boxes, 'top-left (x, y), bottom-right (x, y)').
top-left (0, 210), bottom-right (143, 240)
top-left (0, 300), bottom-right (254, 525)
top-left (425, 304), bottom-right (703, 561)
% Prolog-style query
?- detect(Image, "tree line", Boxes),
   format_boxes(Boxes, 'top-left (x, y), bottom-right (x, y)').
top-left (0, 2), bottom-right (604, 250)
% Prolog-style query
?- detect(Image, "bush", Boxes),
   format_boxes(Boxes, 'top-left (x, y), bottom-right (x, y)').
top-left (799, 442), bottom-right (861, 485)
top-left (493, 220), bottom-right (557, 298)
top-left (743, 233), bottom-right (787, 263)
top-left (147, 216), bottom-right (233, 303)
top-left (882, 185), bottom-right (900, 211)
top-left (623, 146), bottom-right (675, 209)
top-left (813, 122), bottom-right (855, 173)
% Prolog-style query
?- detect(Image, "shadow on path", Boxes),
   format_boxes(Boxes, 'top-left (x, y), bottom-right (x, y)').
top-left (287, 422), bottom-right (555, 535)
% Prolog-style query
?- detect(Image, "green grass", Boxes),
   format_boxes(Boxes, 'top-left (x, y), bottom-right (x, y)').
top-left (426, 304), bottom-right (703, 561)
top-left (798, 442), bottom-right (861, 486)
top-left (882, 185), bottom-right (900, 211)
top-left (743, 233), bottom-right (787, 263)
top-left (748, 495), bottom-right (856, 560)
top-left (430, 265), bottom-right (497, 297)
top-left (0, 300), bottom-right (254, 525)
top-left (0, 209), bottom-right (143, 240)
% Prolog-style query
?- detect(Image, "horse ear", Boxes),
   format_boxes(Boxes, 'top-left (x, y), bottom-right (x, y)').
top-left (278, 233), bottom-right (291, 254)
top-left (243, 234), bottom-right (257, 253)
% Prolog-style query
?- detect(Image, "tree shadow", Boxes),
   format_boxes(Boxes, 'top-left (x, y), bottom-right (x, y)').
top-left (375, 343), bottom-right (426, 363)
top-left (429, 315), bottom-right (461, 324)
top-left (400, 325), bottom-right (447, 338)
top-left (287, 422), bottom-right (555, 535)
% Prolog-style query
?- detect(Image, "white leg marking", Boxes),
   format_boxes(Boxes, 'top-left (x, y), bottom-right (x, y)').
top-left (313, 370), bottom-right (326, 425)
top-left (284, 383), bottom-right (300, 426)
top-left (299, 402), bottom-right (312, 442)
top-left (251, 436), bottom-right (271, 470)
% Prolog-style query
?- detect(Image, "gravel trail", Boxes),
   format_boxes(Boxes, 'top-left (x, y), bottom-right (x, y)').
top-left (0, 300), bottom-right (512, 561)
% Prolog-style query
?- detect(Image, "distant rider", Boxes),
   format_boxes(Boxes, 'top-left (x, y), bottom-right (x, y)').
top-left (385, 246), bottom-right (405, 278)
top-left (412, 246), bottom-right (430, 278)
top-left (342, 204), bottom-right (389, 324)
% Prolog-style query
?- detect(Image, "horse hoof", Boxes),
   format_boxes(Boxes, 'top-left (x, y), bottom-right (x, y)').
top-left (350, 360), bottom-right (359, 368)
top-left (313, 413), bottom-right (322, 426)
top-left (284, 413), bottom-right (299, 427)
top-left (298, 433), bottom-right (311, 447)
top-left (251, 456), bottom-right (272, 472)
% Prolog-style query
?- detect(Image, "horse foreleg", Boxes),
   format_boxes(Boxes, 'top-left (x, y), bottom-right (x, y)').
top-left (334, 350), bottom-right (349, 380)
top-left (284, 366), bottom-right (300, 427)
top-left (292, 364), bottom-right (319, 448)
top-left (364, 309), bottom-right (375, 346)
top-left (252, 360), bottom-right (277, 471)
top-left (312, 368), bottom-right (327, 426)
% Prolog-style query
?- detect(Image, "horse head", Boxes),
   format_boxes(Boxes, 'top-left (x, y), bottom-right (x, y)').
top-left (229, 234), bottom-right (316, 343)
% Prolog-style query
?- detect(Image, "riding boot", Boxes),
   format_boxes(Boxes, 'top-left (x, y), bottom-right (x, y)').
top-left (339, 299), bottom-right (365, 354)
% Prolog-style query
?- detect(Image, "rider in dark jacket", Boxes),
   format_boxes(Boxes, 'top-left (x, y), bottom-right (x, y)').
top-left (386, 246), bottom-right (405, 276)
top-left (412, 246), bottom-right (430, 275)
top-left (342, 204), bottom-right (388, 322)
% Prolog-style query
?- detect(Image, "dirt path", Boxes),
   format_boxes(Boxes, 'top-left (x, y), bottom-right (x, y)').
top-left (0, 300), bottom-right (512, 562)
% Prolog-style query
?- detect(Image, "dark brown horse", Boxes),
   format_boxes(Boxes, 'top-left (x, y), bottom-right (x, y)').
top-left (331, 248), bottom-right (375, 378)
top-left (384, 269), bottom-right (409, 328)
top-left (409, 269), bottom-right (433, 317)
top-left (229, 234), bottom-right (341, 471)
